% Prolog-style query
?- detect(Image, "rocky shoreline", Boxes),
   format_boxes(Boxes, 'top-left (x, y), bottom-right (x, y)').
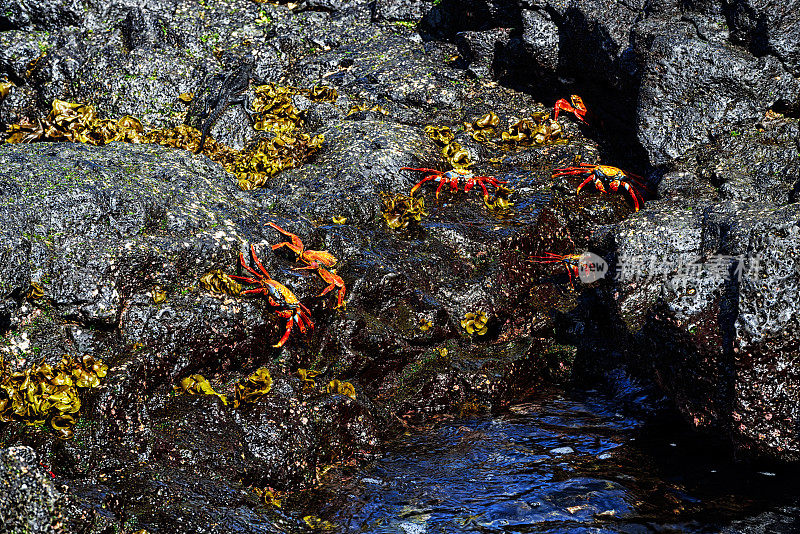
top-left (1, 0), bottom-right (799, 531)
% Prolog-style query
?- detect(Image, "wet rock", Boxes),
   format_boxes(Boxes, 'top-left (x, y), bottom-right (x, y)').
top-left (0, 0), bottom-right (83, 31)
top-left (373, 0), bottom-right (432, 22)
top-left (0, 446), bottom-right (65, 533)
top-left (581, 195), bottom-right (800, 462)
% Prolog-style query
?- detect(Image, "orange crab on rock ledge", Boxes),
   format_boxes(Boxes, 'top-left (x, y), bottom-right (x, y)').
top-left (551, 163), bottom-right (646, 211)
top-left (402, 167), bottom-right (507, 200)
top-left (230, 244), bottom-right (314, 347)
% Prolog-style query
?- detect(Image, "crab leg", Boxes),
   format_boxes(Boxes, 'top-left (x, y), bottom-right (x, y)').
top-left (273, 313), bottom-right (295, 348)
top-left (576, 176), bottom-right (595, 194)
top-left (611, 181), bottom-right (642, 211)
top-left (248, 244), bottom-right (272, 279)
top-left (409, 174), bottom-right (440, 196)
top-left (435, 176), bottom-right (448, 197)
top-left (238, 251), bottom-right (265, 280)
top-left (268, 222), bottom-right (304, 254)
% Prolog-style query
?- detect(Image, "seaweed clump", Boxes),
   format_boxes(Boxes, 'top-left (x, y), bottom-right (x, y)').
top-left (3, 83), bottom-right (336, 191)
top-left (380, 191), bottom-right (428, 230)
top-left (174, 368), bottom-right (273, 408)
top-left (199, 269), bottom-right (243, 296)
top-left (5, 100), bottom-right (146, 145)
top-left (0, 354), bottom-right (108, 439)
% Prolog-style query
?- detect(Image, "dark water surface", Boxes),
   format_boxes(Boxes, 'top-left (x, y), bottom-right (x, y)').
top-left (298, 391), bottom-right (800, 533)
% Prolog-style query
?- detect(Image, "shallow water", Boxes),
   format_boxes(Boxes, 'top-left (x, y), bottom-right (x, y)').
top-left (299, 391), bottom-right (800, 533)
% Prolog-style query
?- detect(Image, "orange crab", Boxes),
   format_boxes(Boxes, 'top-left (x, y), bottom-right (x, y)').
top-left (553, 95), bottom-right (588, 124)
top-left (528, 252), bottom-right (583, 290)
top-left (230, 244), bottom-right (314, 347)
top-left (551, 163), bottom-right (646, 211)
top-left (316, 267), bottom-right (346, 309)
top-left (402, 167), bottom-right (507, 200)
top-left (268, 222), bottom-right (337, 269)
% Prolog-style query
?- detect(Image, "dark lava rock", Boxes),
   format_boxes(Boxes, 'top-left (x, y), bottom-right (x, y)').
top-left (0, 446), bottom-right (65, 533)
top-left (578, 195), bottom-right (800, 462)
top-left (633, 23), bottom-right (798, 165)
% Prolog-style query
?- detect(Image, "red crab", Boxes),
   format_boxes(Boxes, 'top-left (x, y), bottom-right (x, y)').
top-left (230, 244), bottom-right (314, 347)
top-left (551, 163), bottom-right (646, 211)
top-left (267, 222), bottom-right (337, 269)
top-left (401, 167), bottom-right (507, 199)
top-left (528, 252), bottom-right (583, 290)
top-left (553, 95), bottom-right (588, 124)
top-left (316, 267), bottom-right (346, 309)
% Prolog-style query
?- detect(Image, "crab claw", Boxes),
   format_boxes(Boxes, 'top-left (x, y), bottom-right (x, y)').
top-left (553, 95), bottom-right (588, 124)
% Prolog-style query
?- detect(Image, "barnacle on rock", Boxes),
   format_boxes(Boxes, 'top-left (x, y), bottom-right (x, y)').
top-left (233, 368), bottom-right (273, 408)
top-left (326, 379), bottom-right (356, 400)
top-left (0, 354), bottom-right (107, 439)
top-left (461, 311), bottom-right (489, 336)
top-left (200, 269), bottom-right (243, 296)
top-left (381, 192), bottom-right (428, 230)
top-left (174, 374), bottom-right (228, 405)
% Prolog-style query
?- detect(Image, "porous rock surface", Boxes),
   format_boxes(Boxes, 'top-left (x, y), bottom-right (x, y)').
top-left (0, 446), bottom-right (65, 533)
top-left (0, 0), bottom-right (799, 531)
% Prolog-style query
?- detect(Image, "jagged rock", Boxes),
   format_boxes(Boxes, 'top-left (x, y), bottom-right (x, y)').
top-left (728, 0), bottom-right (800, 77)
top-left (585, 198), bottom-right (800, 461)
top-left (373, 0), bottom-right (432, 22)
top-left (634, 25), bottom-right (799, 165)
